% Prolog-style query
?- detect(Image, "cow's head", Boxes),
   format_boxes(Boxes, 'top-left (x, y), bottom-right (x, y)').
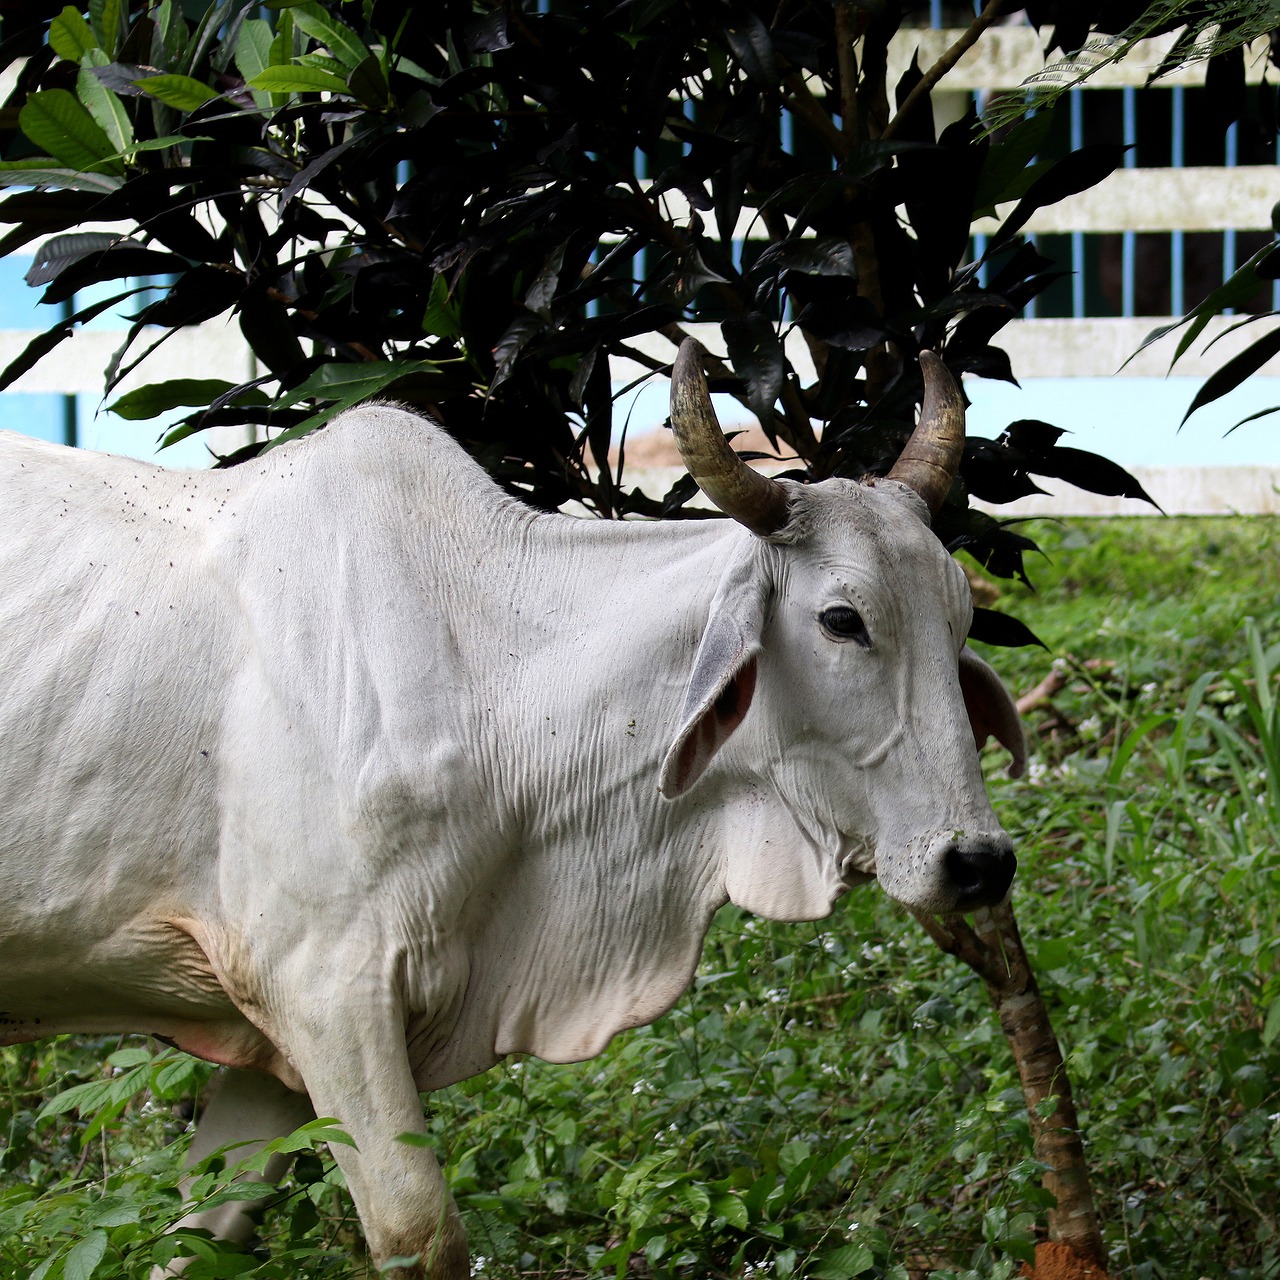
top-left (659, 340), bottom-right (1023, 917)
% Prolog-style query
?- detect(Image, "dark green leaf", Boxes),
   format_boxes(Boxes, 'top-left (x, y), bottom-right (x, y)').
top-left (235, 16), bottom-right (274, 101)
top-left (422, 275), bottom-right (462, 339)
top-left (347, 53), bottom-right (390, 108)
top-left (0, 288), bottom-right (137, 392)
top-left (240, 295), bottom-right (305, 377)
top-left (62, 1229), bottom-right (108, 1280)
top-left (88, 0), bottom-right (125, 59)
top-left (198, 1183), bottom-right (277, 1209)
top-left (490, 313), bottom-right (542, 394)
top-left (911, 290), bottom-right (1014, 323)
top-left (49, 6), bottom-right (99, 62)
top-left (754, 237), bottom-right (855, 280)
top-left (809, 1243), bottom-right (874, 1279)
top-left (525, 244), bottom-right (566, 320)
top-left (271, 1117), bottom-right (356, 1150)
top-left (462, 11), bottom-right (510, 54)
top-left (723, 313), bottom-right (785, 435)
top-left (658, 243), bottom-right (729, 303)
top-left (37, 244), bottom-right (186, 304)
top-left (721, 11), bottom-right (776, 87)
top-left (973, 111), bottom-right (1055, 211)
top-left (1004, 419), bottom-right (1067, 450)
top-left (19, 90), bottom-right (123, 174)
top-left (0, 189), bottom-right (101, 227)
top-left (25, 230), bottom-right (121, 286)
top-left (1226, 402), bottom-right (1280, 432)
top-left (797, 295), bottom-right (885, 351)
top-left (290, 3), bottom-right (373, 70)
top-left (280, 132), bottom-right (364, 204)
top-left (1134, 244), bottom-right (1278, 369)
top-left (0, 191), bottom-right (104, 257)
top-left (1182, 324), bottom-right (1280, 424)
top-left (569, 344), bottom-right (597, 412)
top-left (180, 0), bottom-right (235, 78)
top-left (249, 65), bottom-right (352, 95)
top-left (962, 439), bottom-right (1048, 503)
top-left (275, 361), bottom-right (431, 404)
top-left (990, 143), bottom-right (1126, 249)
top-left (969, 608), bottom-right (1046, 649)
top-left (1032, 445), bottom-right (1161, 508)
top-left (134, 74), bottom-right (219, 110)
top-left (78, 54), bottom-right (132, 153)
top-left (0, 166), bottom-right (123, 193)
top-left (108, 379), bottom-right (246, 419)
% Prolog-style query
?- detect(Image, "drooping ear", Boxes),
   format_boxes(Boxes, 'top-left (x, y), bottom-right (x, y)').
top-left (659, 554), bottom-right (769, 799)
top-left (959, 646), bottom-right (1026, 778)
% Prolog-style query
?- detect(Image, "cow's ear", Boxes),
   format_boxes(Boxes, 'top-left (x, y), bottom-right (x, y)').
top-left (660, 557), bottom-right (768, 799)
top-left (959, 646), bottom-right (1026, 778)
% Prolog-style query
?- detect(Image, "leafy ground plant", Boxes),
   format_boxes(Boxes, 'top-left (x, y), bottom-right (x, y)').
top-left (0, 1044), bottom-right (360, 1278)
top-left (3, 516), bottom-right (1277, 1278)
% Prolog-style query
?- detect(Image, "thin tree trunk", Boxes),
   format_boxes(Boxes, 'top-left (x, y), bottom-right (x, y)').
top-left (911, 901), bottom-right (1107, 1268)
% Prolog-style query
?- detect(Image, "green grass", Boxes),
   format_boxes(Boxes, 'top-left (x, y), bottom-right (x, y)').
top-left (2, 517), bottom-right (1278, 1280)
top-left (975, 515), bottom-right (1279, 685)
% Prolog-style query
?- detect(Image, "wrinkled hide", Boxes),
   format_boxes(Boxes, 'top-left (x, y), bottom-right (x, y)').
top-left (0, 410), bottom-right (1022, 1277)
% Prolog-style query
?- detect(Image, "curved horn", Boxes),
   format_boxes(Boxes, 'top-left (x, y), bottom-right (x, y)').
top-left (886, 350), bottom-right (965, 519)
top-left (669, 338), bottom-right (791, 537)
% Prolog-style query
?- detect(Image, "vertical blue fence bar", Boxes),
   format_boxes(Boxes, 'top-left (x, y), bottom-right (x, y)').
top-left (1025, 233), bottom-right (1037, 318)
top-left (58, 296), bottom-right (76, 447)
top-left (1223, 121), bottom-right (1238, 314)
top-left (633, 145), bottom-right (647, 310)
top-left (1121, 86), bottom-right (1136, 318)
top-left (1070, 90), bottom-right (1085, 318)
top-left (780, 109), bottom-right (795, 321)
top-left (1170, 86), bottom-right (1185, 316)
top-left (971, 87), bottom-right (987, 289)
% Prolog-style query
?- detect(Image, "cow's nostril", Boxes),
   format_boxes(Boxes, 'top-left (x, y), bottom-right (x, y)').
top-left (943, 840), bottom-right (1017, 909)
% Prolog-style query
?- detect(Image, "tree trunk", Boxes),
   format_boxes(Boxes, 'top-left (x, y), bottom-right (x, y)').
top-left (911, 901), bottom-right (1106, 1268)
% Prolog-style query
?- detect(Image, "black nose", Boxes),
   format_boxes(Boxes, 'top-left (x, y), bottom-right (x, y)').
top-left (944, 838), bottom-right (1017, 909)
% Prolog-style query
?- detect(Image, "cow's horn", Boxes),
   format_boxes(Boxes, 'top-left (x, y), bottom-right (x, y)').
top-left (886, 350), bottom-right (965, 519)
top-left (669, 338), bottom-right (790, 537)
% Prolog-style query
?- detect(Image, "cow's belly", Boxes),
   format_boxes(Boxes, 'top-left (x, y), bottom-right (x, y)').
top-left (0, 913), bottom-right (283, 1076)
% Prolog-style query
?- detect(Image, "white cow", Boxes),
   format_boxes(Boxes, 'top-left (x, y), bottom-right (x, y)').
top-left (0, 342), bottom-right (1023, 1277)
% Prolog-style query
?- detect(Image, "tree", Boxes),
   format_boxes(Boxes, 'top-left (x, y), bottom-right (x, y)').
top-left (5, 0), bottom-right (1249, 1272)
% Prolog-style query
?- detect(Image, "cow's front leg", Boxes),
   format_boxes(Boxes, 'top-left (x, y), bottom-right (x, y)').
top-left (279, 998), bottom-right (469, 1280)
top-left (155, 1067), bottom-right (315, 1277)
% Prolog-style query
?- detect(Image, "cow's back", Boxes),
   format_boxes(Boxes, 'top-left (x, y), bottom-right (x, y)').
top-left (0, 414), bottom-right (515, 1058)
top-left (0, 431), bottom-right (253, 951)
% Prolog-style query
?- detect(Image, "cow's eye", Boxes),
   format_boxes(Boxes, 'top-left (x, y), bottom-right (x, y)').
top-left (820, 605), bottom-right (870, 646)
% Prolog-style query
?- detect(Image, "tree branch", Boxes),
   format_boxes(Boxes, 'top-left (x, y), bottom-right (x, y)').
top-left (881, 0), bottom-right (1009, 142)
top-left (914, 899), bottom-right (1108, 1268)
top-left (779, 70), bottom-right (848, 160)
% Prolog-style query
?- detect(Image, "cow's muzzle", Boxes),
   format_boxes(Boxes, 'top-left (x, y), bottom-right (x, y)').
top-left (941, 834), bottom-right (1017, 911)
